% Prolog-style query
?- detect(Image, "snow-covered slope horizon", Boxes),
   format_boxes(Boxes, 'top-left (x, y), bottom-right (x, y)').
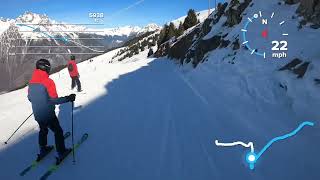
top-left (89, 23), bottom-right (161, 37)
top-left (170, 9), bottom-right (214, 27)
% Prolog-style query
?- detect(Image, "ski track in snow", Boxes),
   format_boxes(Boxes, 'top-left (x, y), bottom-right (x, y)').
top-left (174, 68), bottom-right (209, 106)
top-left (0, 1), bottom-right (320, 179)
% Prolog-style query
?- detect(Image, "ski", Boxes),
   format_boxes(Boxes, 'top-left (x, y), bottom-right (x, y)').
top-left (19, 132), bottom-right (71, 176)
top-left (40, 133), bottom-right (88, 180)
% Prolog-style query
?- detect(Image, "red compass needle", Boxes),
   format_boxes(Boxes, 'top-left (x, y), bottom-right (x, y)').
top-left (261, 29), bottom-right (268, 38)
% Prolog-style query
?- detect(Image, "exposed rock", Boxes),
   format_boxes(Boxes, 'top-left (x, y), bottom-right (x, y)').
top-left (220, 39), bottom-right (231, 48)
top-left (285, 0), bottom-right (300, 4)
top-left (314, 78), bottom-right (320, 84)
top-left (283, 0), bottom-right (320, 28)
top-left (187, 35), bottom-right (222, 67)
top-left (225, 8), bottom-right (242, 27)
top-left (297, 0), bottom-right (320, 28)
top-left (293, 62), bottom-right (310, 78)
top-left (224, 0), bottom-right (252, 27)
top-left (157, 0), bottom-right (252, 67)
top-left (165, 2), bottom-right (228, 67)
top-left (214, 3), bottom-right (229, 21)
top-left (148, 48), bottom-right (154, 57)
top-left (154, 42), bottom-right (170, 58)
top-left (279, 58), bottom-right (309, 78)
top-left (232, 38), bottom-right (240, 50)
top-left (297, 0), bottom-right (316, 17)
top-left (167, 28), bottom-right (200, 62)
top-left (202, 3), bottom-right (228, 37)
top-left (310, 23), bottom-right (320, 28)
top-left (279, 58), bottom-right (303, 71)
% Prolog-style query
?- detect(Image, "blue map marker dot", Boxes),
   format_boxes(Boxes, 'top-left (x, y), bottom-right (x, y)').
top-left (246, 152), bottom-right (257, 170)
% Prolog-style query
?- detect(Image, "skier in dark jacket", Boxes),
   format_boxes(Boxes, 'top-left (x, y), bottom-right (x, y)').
top-left (28, 59), bottom-right (76, 159)
top-left (67, 55), bottom-right (82, 92)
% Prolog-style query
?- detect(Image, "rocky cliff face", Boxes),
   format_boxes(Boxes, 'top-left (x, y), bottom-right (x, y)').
top-left (157, 0), bottom-right (252, 67)
top-left (286, 0), bottom-right (320, 28)
top-left (156, 0), bottom-right (319, 68)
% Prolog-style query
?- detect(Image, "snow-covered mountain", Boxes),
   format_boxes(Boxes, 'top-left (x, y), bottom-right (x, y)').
top-left (1, 12), bottom-right (159, 42)
top-left (93, 26), bottom-right (142, 37)
top-left (0, 18), bottom-right (14, 35)
top-left (90, 24), bottom-right (160, 37)
top-left (0, 12), bottom-right (159, 93)
top-left (140, 23), bottom-right (161, 33)
top-left (110, 9), bottom-right (211, 62)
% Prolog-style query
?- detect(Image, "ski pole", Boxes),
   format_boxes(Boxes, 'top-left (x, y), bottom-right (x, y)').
top-left (71, 101), bottom-right (75, 164)
top-left (4, 113), bottom-right (33, 145)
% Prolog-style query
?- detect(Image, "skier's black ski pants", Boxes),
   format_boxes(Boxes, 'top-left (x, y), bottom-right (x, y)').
top-left (71, 76), bottom-right (82, 91)
top-left (38, 115), bottom-right (66, 154)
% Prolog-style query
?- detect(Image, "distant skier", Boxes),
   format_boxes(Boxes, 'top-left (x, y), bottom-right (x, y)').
top-left (28, 59), bottom-right (76, 160)
top-left (67, 55), bottom-right (82, 92)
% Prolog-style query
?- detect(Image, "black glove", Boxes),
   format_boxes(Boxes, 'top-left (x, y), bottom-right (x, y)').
top-left (67, 94), bottom-right (76, 102)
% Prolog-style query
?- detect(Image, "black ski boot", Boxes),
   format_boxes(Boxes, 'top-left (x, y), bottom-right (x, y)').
top-left (37, 146), bottom-right (54, 161)
top-left (56, 148), bottom-right (72, 165)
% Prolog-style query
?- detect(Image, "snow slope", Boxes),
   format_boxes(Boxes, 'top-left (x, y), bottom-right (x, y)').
top-left (199, 0), bottom-right (320, 116)
top-left (0, 2), bottom-right (319, 180)
top-left (0, 45), bottom-right (319, 180)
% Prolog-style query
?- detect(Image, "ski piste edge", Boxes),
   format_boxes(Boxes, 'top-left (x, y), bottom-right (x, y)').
top-left (39, 133), bottom-right (89, 180)
top-left (19, 132), bottom-right (71, 176)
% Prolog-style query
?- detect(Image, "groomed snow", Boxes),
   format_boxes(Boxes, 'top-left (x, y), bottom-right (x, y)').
top-left (0, 1), bottom-right (319, 180)
top-left (0, 41), bottom-right (319, 179)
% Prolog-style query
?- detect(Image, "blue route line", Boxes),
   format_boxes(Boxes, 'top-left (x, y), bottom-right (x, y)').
top-left (16, 23), bottom-right (69, 43)
top-left (246, 121), bottom-right (314, 170)
top-left (256, 121), bottom-right (314, 159)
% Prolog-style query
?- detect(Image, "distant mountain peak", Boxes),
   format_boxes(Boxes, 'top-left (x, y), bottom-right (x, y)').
top-left (140, 23), bottom-right (161, 32)
top-left (16, 12), bottom-right (51, 24)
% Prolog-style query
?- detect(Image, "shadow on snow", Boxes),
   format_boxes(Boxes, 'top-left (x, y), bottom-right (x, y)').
top-left (0, 58), bottom-right (319, 180)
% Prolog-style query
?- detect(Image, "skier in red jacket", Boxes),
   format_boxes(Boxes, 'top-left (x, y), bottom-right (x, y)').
top-left (67, 55), bottom-right (82, 92)
top-left (28, 59), bottom-right (75, 160)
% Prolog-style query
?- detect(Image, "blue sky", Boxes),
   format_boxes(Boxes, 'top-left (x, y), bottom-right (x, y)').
top-left (0, 0), bottom-right (223, 27)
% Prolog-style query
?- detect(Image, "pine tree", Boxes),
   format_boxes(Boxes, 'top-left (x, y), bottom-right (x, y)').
top-left (231, 0), bottom-right (240, 6)
top-left (177, 22), bottom-right (185, 36)
top-left (183, 9), bottom-right (198, 30)
top-left (157, 24), bottom-right (169, 46)
top-left (167, 22), bottom-right (177, 39)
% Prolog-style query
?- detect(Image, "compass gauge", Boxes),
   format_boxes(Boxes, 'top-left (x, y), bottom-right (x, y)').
top-left (242, 11), bottom-right (289, 59)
